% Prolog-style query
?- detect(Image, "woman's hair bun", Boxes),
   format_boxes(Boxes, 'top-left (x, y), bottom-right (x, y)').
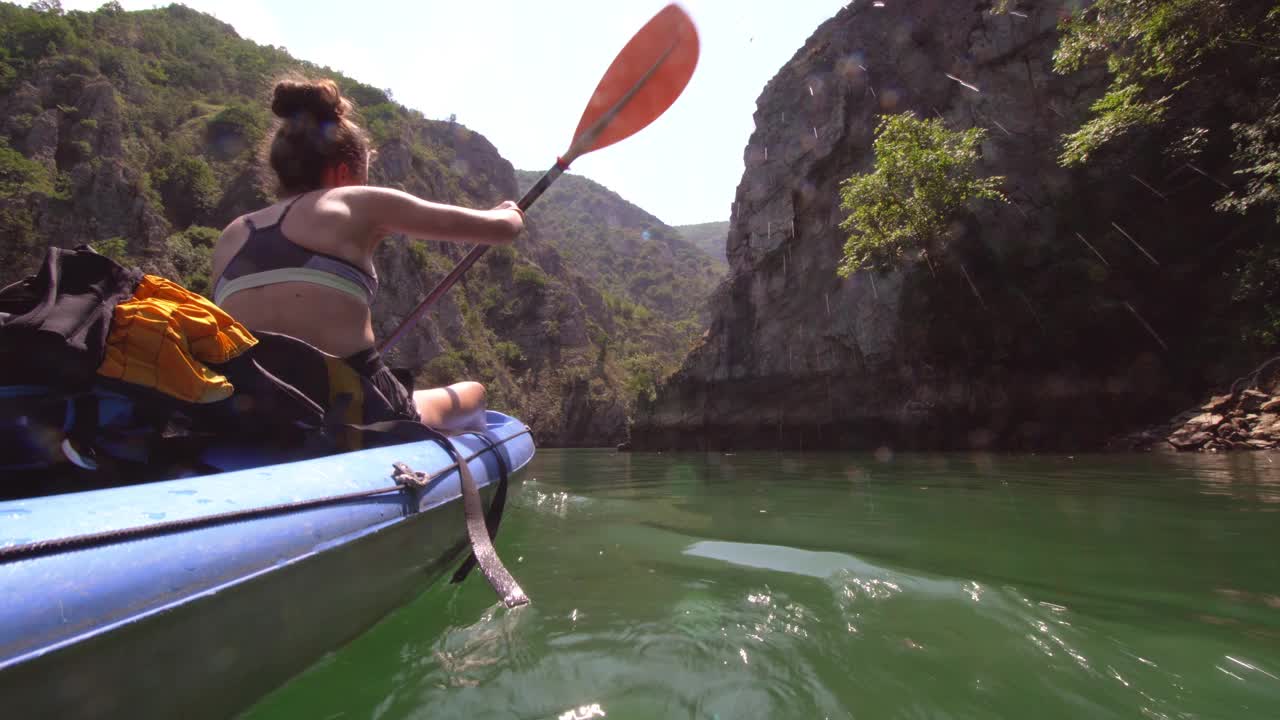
top-left (271, 78), bottom-right (351, 121)
top-left (262, 74), bottom-right (370, 196)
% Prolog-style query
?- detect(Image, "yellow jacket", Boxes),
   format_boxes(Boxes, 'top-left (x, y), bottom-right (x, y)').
top-left (97, 275), bottom-right (257, 404)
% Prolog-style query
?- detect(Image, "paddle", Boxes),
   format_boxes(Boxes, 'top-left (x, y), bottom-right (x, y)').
top-left (378, 3), bottom-right (700, 354)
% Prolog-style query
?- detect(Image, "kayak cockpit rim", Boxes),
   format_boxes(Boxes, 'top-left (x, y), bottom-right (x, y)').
top-left (0, 425), bottom-right (532, 564)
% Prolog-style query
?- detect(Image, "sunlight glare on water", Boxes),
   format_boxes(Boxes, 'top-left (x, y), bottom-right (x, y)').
top-left (244, 450), bottom-right (1280, 719)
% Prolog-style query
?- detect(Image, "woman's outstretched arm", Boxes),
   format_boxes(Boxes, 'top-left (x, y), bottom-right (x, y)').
top-left (338, 186), bottom-right (524, 247)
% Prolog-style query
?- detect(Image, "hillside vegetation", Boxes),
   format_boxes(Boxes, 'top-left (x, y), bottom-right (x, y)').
top-left (515, 170), bottom-right (727, 387)
top-left (673, 221), bottom-right (729, 265)
top-left (0, 0), bottom-right (725, 445)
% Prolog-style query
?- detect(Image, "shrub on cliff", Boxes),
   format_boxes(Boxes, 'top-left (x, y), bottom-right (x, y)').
top-left (0, 1), bottom-right (74, 65)
top-left (1054, 1), bottom-right (1280, 349)
top-left (622, 353), bottom-right (666, 404)
top-left (1229, 241), bottom-right (1280, 348)
top-left (0, 139), bottom-right (54, 198)
top-left (1216, 98), bottom-right (1280, 224)
top-left (1054, 0), bottom-right (1279, 196)
top-left (166, 225), bottom-right (219, 296)
top-left (152, 154), bottom-right (219, 227)
top-left (1056, 2), bottom-right (1274, 145)
top-left (837, 112), bottom-right (1005, 276)
top-left (206, 104), bottom-right (268, 155)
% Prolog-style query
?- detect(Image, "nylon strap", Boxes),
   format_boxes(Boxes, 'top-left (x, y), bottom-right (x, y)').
top-left (434, 430), bottom-right (527, 608)
top-left (450, 431), bottom-right (510, 586)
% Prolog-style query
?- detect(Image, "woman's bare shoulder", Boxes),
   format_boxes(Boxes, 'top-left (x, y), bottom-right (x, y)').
top-left (210, 215), bottom-right (251, 279)
top-left (315, 186), bottom-right (417, 242)
top-left (323, 184), bottom-right (414, 209)
top-left (215, 215), bottom-right (251, 245)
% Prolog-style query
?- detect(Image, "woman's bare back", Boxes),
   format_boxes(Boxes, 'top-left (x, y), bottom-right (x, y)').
top-left (210, 192), bottom-right (378, 358)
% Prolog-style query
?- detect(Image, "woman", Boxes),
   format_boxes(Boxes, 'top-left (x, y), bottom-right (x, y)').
top-left (209, 76), bottom-right (523, 431)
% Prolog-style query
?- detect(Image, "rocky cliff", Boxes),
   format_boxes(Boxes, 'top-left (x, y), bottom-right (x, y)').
top-left (512, 170), bottom-right (727, 406)
top-left (513, 170), bottom-right (725, 332)
top-left (633, 0), bottom-right (1276, 451)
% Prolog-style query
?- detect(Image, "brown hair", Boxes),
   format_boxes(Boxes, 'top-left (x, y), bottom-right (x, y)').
top-left (261, 75), bottom-right (371, 197)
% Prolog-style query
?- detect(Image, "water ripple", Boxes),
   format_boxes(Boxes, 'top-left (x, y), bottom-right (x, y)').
top-left (243, 450), bottom-right (1280, 720)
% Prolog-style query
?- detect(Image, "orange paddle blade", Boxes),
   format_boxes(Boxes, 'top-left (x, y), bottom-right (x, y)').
top-left (568, 3), bottom-right (700, 160)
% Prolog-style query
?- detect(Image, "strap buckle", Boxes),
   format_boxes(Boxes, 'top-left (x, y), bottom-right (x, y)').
top-left (391, 461), bottom-right (430, 489)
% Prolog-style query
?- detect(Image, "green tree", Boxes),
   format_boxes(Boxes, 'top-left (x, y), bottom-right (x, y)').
top-left (1053, 0), bottom-right (1279, 167)
top-left (31, 0), bottom-right (64, 15)
top-left (494, 340), bottom-right (524, 369)
top-left (166, 225), bottom-right (219, 296)
top-left (1216, 98), bottom-right (1280, 222)
top-left (153, 155), bottom-right (219, 227)
top-left (420, 350), bottom-right (469, 388)
top-left (0, 47), bottom-right (17, 92)
top-left (0, 2), bottom-right (74, 60)
top-left (0, 139), bottom-right (54, 197)
top-left (1052, 1), bottom-right (1280, 350)
top-left (512, 263), bottom-right (548, 289)
top-left (622, 353), bottom-right (667, 404)
top-left (93, 236), bottom-right (133, 264)
top-left (837, 113), bottom-right (1005, 276)
top-left (206, 103), bottom-right (268, 152)
top-left (1228, 241), bottom-right (1280, 348)
top-left (0, 206), bottom-right (41, 285)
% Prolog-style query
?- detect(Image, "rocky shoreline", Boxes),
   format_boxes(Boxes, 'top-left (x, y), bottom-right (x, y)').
top-left (1111, 359), bottom-right (1280, 453)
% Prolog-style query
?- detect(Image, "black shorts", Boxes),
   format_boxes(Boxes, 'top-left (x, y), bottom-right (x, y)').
top-left (342, 347), bottom-right (421, 422)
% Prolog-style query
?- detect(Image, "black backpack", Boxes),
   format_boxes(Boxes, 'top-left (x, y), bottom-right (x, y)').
top-left (0, 247), bottom-right (423, 495)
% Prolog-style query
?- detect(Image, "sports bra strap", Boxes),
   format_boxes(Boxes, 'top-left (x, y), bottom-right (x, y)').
top-left (243, 192), bottom-right (308, 232)
top-left (276, 192), bottom-right (308, 225)
top-left (217, 190), bottom-right (378, 308)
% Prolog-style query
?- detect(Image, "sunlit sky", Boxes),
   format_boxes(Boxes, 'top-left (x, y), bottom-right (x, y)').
top-left (60, 0), bottom-right (848, 225)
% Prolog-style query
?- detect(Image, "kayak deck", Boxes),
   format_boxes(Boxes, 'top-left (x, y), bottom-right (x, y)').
top-left (0, 410), bottom-right (533, 719)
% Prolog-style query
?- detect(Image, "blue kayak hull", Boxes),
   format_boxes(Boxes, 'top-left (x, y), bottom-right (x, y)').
top-left (0, 411), bottom-right (533, 719)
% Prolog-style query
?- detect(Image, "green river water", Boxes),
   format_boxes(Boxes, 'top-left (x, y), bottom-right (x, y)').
top-left (244, 449), bottom-right (1280, 719)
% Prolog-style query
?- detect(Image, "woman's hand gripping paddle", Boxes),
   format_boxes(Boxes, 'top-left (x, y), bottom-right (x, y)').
top-left (378, 4), bottom-right (700, 354)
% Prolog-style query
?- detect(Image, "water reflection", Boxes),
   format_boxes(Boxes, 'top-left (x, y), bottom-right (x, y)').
top-left (246, 450), bottom-right (1280, 720)
top-left (1169, 452), bottom-right (1280, 504)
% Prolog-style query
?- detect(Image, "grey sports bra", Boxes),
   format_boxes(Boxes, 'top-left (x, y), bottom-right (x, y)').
top-left (212, 193), bottom-right (379, 306)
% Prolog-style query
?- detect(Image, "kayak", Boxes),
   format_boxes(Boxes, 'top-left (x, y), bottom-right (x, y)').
top-left (0, 410), bottom-right (534, 720)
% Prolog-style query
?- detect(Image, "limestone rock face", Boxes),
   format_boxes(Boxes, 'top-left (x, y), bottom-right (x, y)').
top-left (1, 65), bottom-right (174, 280)
top-left (632, 1), bottom-right (1260, 451)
